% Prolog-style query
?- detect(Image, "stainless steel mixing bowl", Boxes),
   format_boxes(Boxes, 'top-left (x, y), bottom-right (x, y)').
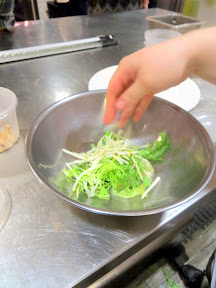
top-left (26, 90), bottom-right (215, 216)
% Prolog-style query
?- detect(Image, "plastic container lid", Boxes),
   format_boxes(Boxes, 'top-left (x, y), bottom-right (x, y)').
top-left (0, 185), bottom-right (11, 232)
top-left (144, 29), bottom-right (181, 47)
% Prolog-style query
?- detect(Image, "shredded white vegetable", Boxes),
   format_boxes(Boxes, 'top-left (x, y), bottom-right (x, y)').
top-left (141, 176), bottom-right (160, 199)
top-left (62, 131), bottom-right (155, 198)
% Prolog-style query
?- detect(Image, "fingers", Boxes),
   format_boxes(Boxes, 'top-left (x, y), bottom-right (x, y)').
top-left (103, 58), bottom-right (135, 124)
top-left (116, 78), bottom-right (145, 111)
top-left (133, 94), bottom-right (153, 122)
top-left (103, 74), bottom-right (125, 124)
top-left (116, 80), bottom-right (147, 127)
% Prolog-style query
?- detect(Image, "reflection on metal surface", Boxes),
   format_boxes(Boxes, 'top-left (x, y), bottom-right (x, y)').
top-left (191, 112), bottom-right (216, 144)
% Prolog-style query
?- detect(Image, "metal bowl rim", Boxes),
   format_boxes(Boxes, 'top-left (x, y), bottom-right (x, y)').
top-left (25, 90), bottom-right (216, 216)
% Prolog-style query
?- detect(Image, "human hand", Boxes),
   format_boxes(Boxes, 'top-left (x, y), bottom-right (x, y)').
top-left (104, 36), bottom-right (192, 127)
top-left (140, 0), bottom-right (149, 9)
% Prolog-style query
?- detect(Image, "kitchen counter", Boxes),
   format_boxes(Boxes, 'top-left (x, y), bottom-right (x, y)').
top-left (0, 8), bottom-right (215, 288)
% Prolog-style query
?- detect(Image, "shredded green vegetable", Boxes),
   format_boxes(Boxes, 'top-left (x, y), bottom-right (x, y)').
top-left (54, 131), bottom-right (170, 200)
top-left (163, 268), bottom-right (180, 288)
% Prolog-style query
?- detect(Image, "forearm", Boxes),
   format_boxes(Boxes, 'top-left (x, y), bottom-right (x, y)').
top-left (184, 27), bottom-right (216, 84)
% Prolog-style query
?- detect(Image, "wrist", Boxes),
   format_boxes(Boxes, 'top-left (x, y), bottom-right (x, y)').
top-left (179, 31), bottom-right (198, 77)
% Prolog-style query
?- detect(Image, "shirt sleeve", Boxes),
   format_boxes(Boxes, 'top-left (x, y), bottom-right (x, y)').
top-left (0, 0), bottom-right (15, 29)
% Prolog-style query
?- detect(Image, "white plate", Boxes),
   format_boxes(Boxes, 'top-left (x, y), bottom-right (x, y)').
top-left (88, 65), bottom-right (201, 112)
top-left (88, 65), bottom-right (118, 91)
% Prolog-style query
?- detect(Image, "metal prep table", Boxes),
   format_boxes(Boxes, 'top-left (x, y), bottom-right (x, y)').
top-left (0, 8), bottom-right (216, 288)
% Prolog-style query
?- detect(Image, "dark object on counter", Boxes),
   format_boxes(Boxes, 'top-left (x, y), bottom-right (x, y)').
top-left (206, 249), bottom-right (216, 288)
top-left (165, 244), bottom-right (205, 288)
top-left (179, 195), bottom-right (216, 288)
top-left (47, 1), bottom-right (70, 18)
top-left (181, 265), bottom-right (205, 288)
top-left (14, 0), bottom-right (24, 21)
top-left (166, 244), bottom-right (189, 270)
top-left (14, 0), bottom-right (39, 21)
top-left (47, 0), bottom-right (88, 18)
top-left (148, 0), bottom-right (157, 8)
top-left (164, 243), bottom-right (216, 288)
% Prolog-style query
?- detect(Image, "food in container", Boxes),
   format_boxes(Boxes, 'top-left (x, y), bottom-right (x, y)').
top-left (0, 87), bottom-right (19, 152)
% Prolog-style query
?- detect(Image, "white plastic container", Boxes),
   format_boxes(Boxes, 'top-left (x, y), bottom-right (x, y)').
top-left (144, 29), bottom-right (181, 47)
top-left (146, 14), bottom-right (205, 34)
top-left (0, 87), bottom-right (19, 152)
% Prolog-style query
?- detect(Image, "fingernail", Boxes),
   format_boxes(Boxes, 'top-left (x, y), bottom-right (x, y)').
top-left (133, 115), bottom-right (140, 123)
top-left (118, 114), bottom-right (126, 128)
top-left (117, 120), bottom-right (124, 128)
top-left (133, 115), bottom-right (138, 123)
top-left (116, 99), bottom-right (127, 110)
top-left (133, 110), bottom-right (139, 122)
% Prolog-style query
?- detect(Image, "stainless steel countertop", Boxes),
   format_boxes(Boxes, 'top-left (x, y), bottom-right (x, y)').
top-left (0, 8), bottom-right (216, 288)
